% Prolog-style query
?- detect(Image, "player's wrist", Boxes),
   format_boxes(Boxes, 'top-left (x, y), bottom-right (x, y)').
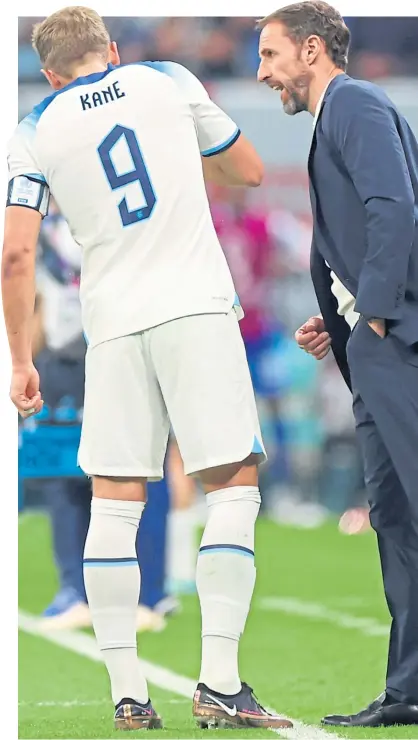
top-left (11, 357), bottom-right (33, 371)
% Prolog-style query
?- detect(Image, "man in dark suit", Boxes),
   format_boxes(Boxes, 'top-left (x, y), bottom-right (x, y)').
top-left (258, 0), bottom-right (418, 729)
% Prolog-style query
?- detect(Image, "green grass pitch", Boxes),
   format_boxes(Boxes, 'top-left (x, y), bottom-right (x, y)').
top-left (18, 512), bottom-right (418, 739)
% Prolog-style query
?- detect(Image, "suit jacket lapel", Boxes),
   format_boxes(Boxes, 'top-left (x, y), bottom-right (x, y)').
top-left (308, 74), bottom-right (351, 250)
top-left (307, 125), bottom-right (317, 173)
top-left (308, 74), bottom-right (352, 390)
top-left (308, 126), bottom-right (318, 234)
top-left (308, 73), bottom-right (350, 169)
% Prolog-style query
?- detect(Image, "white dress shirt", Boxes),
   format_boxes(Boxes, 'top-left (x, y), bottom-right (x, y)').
top-left (313, 83), bottom-right (359, 330)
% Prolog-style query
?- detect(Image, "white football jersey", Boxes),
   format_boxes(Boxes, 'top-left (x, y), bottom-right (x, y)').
top-left (8, 62), bottom-right (243, 347)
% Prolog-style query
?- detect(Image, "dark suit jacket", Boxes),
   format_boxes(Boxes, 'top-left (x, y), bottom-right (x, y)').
top-left (309, 73), bottom-right (418, 388)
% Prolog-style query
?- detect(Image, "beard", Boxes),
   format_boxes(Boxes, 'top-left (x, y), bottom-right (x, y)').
top-left (281, 72), bottom-right (310, 116)
top-left (282, 87), bottom-right (307, 115)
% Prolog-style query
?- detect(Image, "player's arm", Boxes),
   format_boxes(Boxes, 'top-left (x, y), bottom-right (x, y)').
top-left (2, 205), bottom-right (43, 367)
top-left (165, 62), bottom-right (264, 187)
top-left (327, 85), bottom-right (415, 322)
top-left (2, 132), bottom-right (50, 368)
top-left (201, 135), bottom-right (264, 188)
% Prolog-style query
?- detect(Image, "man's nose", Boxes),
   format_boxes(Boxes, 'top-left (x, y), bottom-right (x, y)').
top-left (257, 63), bottom-right (269, 82)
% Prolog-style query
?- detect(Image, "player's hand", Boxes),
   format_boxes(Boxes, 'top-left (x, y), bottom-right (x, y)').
top-left (367, 318), bottom-right (386, 338)
top-left (10, 363), bottom-right (43, 418)
top-left (339, 507), bottom-right (371, 535)
top-left (294, 316), bottom-right (331, 360)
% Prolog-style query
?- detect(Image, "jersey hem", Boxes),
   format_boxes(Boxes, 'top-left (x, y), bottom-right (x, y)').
top-left (84, 302), bottom-right (243, 350)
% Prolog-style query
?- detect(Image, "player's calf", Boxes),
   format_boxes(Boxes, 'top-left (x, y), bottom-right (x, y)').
top-left (192, 456), bottom-right (292, 727)
top-left (195, 456), bottom-right (262, 692)
top-left (83, 479), bottom-right (161, 727)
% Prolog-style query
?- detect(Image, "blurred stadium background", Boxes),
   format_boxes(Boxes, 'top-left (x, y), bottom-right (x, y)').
top-left (18, 15), bottom-right (418, 740)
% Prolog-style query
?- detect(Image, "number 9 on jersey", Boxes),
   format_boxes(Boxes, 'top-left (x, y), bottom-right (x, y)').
top-left (98, 124), bottom-right (156, 227)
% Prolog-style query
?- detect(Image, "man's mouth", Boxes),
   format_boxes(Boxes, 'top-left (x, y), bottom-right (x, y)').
top-left (269, 83), bottom-right (290, 104)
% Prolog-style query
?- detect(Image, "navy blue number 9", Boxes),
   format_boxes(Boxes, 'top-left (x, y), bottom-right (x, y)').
top-left (98, 125), bottom-right (156, 227)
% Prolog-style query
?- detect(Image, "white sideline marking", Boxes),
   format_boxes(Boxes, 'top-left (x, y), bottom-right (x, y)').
top-left (19, 698), bottom-right (189, 707)
top-left (18, 610), bottom-right (195, 698)
top-left (19, 700), bottom-right (107, 707)
top-left (18, 609), bottom-right (340, 740)
top-left (331, 597), bottom-right (369, 609)
top-left (259, 597), bottom-right (389, 637)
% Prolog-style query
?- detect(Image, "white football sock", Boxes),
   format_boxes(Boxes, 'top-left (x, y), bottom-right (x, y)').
top-left (83, 498), bottom-right (148, 706)
top-left (196, 486), bottom-right (260, 695)
top-left (166, 506), bottom-right (197, 585)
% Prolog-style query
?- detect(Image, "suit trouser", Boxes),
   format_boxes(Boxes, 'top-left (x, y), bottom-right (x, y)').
top-left (347, 318), bottom-right (418, 703)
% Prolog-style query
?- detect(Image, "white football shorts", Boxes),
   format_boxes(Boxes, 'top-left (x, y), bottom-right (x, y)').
top-left (78, 310), bottom-right (266, 479)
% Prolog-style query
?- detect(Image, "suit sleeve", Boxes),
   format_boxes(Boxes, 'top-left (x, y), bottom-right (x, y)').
top-left (145, 61), bottom-right (241, 156)
top-left (326, 85), bottom-right (415, 320)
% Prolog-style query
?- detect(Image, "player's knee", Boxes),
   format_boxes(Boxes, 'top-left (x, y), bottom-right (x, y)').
top-left (92, 475), bottom-right (147, 503)
top-left (199, 454), bottom-right (260, 493)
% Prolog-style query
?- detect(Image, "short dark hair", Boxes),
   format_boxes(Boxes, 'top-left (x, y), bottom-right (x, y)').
top-left (257, 1), bottom-right (350, 71)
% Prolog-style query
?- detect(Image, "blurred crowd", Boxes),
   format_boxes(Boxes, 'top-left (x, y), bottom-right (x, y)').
top-left (19, 16), bottom-right (418, 83)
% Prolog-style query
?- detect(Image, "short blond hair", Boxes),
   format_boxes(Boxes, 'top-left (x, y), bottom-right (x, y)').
top-left (32, 6), bottom-right (110, 76)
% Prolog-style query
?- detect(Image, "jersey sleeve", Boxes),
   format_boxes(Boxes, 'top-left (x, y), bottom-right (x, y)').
top-left (143, 61), bottom-right (241, 157)
top-left (7, 121), bottom-right (50, 216)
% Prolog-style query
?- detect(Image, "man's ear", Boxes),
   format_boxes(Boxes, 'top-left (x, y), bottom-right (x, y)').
top-left (303, 34), bottom-right (322, 66)
top-left (42, 68), bottom-right (66, 90)
top-left (108, 41), bottom-right (120, 67)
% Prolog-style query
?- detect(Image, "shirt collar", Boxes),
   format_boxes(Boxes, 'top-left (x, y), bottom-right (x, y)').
top-left (313, 80), bottom-right (332, 130)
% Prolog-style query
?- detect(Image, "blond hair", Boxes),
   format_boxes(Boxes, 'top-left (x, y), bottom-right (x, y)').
top-left (32, 6), bottom-right (110, 76)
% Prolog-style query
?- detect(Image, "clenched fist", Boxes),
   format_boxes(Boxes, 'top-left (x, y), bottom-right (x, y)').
top-left (10, 363), bottom-right (43, 418)
top-left (294, 316), bottom-right (331, 360)
top-left (339, 507), bottom-right (371, 535)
